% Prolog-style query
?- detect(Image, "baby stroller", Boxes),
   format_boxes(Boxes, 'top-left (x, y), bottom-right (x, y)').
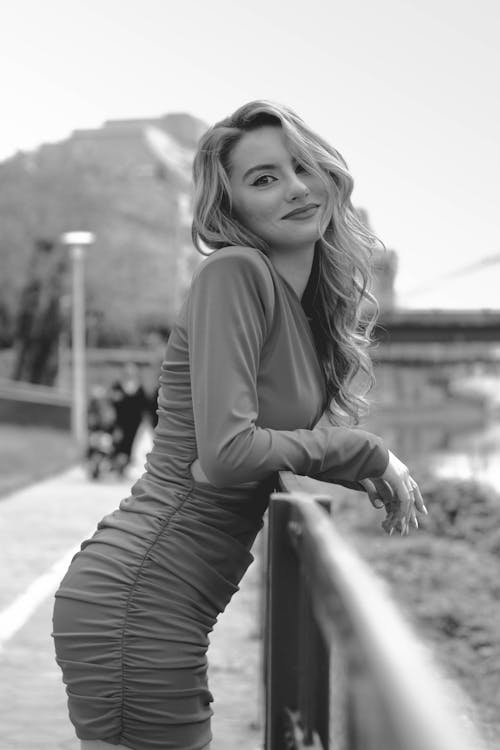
top-left (86, 386), bottom-right (123, 480)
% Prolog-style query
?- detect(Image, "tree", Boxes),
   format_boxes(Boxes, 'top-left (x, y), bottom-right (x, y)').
top-left (11, 238), bottom-right (68, 385)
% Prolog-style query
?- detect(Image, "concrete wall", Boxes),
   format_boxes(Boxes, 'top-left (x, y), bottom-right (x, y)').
top-left (0, 381), bottom-right (71, 430)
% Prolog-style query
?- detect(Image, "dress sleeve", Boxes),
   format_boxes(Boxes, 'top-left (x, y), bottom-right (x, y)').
top-left (187, 248), bottom-right (389, 488)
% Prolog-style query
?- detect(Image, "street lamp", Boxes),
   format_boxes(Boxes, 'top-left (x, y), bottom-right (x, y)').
top-left (61, 231), bottom-right (95, 455)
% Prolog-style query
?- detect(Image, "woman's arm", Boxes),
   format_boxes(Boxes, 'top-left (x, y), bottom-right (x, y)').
top-left (187, 248), bottom-right (389, 488)
top-left (312, 408), bottom-right (426, 534)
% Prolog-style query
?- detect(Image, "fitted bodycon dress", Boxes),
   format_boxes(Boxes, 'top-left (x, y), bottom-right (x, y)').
top-left (52, 245), bottom-right (389, 750)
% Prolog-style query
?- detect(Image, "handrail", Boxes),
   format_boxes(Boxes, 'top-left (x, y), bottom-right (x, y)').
top-left (264, 473), bottom-right (487, 750)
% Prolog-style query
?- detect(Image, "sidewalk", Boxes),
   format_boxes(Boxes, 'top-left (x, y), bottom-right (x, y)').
top-left (0, 426), bottom-right (263, 750)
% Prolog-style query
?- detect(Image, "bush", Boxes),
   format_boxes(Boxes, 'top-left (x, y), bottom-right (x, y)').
top-left (416, 476), bottom-right (500, 554)
top-left (334, 474), bottom-right (500, 746)
top-left (335, 475), bottom-right (500, 554)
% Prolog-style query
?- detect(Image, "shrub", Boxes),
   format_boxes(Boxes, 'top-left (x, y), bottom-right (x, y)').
top-left (334, 474), bottom-right (500, 746)
top-left (415, 476), bottom-right (500, 552)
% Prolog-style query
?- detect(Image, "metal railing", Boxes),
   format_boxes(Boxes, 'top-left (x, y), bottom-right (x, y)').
top-left (264, 472), bottom-right (487, 750)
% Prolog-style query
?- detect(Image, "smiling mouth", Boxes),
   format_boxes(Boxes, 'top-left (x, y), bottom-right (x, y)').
top-left (282, 203), bottom-right (320, 219)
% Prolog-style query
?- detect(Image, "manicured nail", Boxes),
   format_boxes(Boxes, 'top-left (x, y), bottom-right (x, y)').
top-left (422, 505), bottom-right (428, 515)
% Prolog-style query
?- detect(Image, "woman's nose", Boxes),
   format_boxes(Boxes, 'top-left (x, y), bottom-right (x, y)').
top-left (285, 173), bottom-right (310, 201)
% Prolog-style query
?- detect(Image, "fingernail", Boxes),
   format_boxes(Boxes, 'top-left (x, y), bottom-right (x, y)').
top-left (422, 505), bottom-right (428, 515)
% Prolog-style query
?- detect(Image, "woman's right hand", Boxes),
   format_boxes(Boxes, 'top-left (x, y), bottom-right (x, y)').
top-left (363, 450), bottom-right (428, 536)
top-left (189, 457), bottom-right (210, 485)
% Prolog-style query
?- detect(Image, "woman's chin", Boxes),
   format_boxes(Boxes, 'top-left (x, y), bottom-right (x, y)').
top-left (286, 218), bottom-right (323, 237)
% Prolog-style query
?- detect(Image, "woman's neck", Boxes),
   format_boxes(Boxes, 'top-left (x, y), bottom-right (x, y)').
top-left (268, 244), bottom-right (316, 301)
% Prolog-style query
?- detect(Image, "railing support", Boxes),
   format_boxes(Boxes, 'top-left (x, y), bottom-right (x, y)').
top-left (265, 493), bottom-right (332, 750)
top-left (265, 496), bottom-right (299, 750)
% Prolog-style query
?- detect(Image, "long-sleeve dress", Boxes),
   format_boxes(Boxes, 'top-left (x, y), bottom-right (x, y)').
top-left (52, 245), bottom-right (388, 750)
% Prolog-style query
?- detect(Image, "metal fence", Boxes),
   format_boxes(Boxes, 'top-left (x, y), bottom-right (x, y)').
top-left (264, 472), bottom-right (487, 750)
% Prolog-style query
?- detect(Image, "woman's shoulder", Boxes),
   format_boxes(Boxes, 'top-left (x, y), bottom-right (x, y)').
top-left (186, 246), bottom-right (276, 324)
top-left (191, 245), bottom-right (275, 289)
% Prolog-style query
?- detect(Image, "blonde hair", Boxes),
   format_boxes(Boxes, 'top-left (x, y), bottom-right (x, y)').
top-left (192, 100), bottom-right (384, 425)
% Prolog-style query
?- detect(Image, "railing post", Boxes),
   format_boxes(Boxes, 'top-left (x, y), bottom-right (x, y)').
top-left (265, 495), bottom-right (299, 750)
top-left (295, 500), bottom-right (331, 750)
top-left (297, 577), bottom-right (330, 749)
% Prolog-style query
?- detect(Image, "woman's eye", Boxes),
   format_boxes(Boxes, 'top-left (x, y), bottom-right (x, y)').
top-left (252, 174), bottom-right (276, 187)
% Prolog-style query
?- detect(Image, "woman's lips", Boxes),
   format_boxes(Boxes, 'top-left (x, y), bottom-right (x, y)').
top-left (281, 204), bottom-right (320, 220)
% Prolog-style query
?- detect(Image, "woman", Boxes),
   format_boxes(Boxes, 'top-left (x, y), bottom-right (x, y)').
top-left (52, 100), bottom-right (426, 750)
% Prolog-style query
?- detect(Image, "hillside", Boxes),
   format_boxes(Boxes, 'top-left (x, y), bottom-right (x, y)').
top-left (0, 113), bottom-right (208, 344)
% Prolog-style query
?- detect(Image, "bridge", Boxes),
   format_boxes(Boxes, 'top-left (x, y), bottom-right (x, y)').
top-left (370, 249), bottom-right (500, 365)
top-left (376, 309), bottom-right (500, 345)
top-left (375, 309), bottom-right (500, 365)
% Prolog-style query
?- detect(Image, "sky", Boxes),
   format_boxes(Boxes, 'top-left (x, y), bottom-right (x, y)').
top-left (1, 0), bottom-right (499, 307)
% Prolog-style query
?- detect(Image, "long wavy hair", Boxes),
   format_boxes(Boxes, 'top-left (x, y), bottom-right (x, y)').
top-left (191, 100), bottom-right (385, 425)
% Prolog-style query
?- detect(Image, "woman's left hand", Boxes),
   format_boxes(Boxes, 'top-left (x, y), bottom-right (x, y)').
top-left (360, 463), bottom-right (427, 536)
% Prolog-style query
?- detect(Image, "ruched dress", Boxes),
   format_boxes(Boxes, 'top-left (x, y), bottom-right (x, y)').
top-left (52, 245), bottom-right (389, 750)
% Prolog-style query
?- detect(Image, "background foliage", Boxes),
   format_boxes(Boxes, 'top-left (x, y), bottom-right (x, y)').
top-left (334, 475), bottom-right (500, 746)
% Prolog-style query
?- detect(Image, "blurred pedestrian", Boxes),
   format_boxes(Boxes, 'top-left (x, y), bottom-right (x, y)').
top-left (143, 330), bottom-right (170, 429)
top-left (109, 362), bottom-right (148, 472)
top-left (52, 100), bottom-right (426, 750)
top-left (86, 385), bottom-right (121, 479)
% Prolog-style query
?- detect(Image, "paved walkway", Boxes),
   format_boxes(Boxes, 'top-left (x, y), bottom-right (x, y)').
top-left (0, 426), bottom-right (263, 750)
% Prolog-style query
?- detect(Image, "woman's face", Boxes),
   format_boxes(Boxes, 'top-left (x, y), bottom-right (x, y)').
top-left (228, 125), bottom-right (330, 255)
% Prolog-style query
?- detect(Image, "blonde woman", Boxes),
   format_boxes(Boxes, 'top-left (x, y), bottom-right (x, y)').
top-left (52, 100), bottom-right (426, 750)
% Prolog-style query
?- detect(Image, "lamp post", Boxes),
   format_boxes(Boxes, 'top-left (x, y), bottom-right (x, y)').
top-left (61, 231), bottom-right (95, 455)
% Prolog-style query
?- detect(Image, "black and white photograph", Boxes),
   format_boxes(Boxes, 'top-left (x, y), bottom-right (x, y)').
top-left (0, 1), bottom-right (498, 748)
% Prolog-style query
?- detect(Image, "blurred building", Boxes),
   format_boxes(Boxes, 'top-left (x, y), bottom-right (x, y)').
top-left (0, 112), bottom-right (211, 348)
top-left (356, 207), bottom-right (398, 312)
top-left (372, 247), bottom-right (398, 311)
